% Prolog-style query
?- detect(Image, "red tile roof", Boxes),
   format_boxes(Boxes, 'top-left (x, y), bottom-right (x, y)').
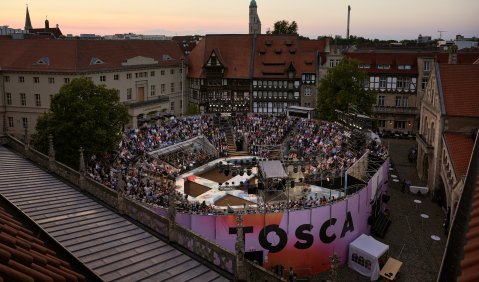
top-left (436, 52), bottom-right (479, 64)
top-left (0, 38), bottom-right (184, 73)
top-left (0, 206), bottom-right (86, 281)
top-left (439, 64), bottom-right (479, 117)
top-left (458, 175), bottom-right (479, 282)
top-left (188, 34), bottom-right (253, 78)
top-left (444, 132), bottom-right (475, 177)
top-left (187, 35), bottom-right (327, 79)
top-left (346, 52), bottom-right (420, 75)
top-left (253, 35), bottom-right (322, 78)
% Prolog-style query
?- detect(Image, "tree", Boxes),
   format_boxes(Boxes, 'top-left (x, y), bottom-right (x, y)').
top-left (185, 103), bottom-right (200, 116)
top-left (266, 20), bottom-right (298, 35)
top-left (317, 58), bottom-right (375, 121)
top-left (32, 77), bottom-right (129, 169)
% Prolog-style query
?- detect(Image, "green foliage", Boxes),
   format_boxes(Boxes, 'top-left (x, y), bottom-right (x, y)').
top-left (266, 20), bottom-right (298, 35)
top-left (317, 58), bottom-right (375, 121)
top-left (185, 103), bottom-right (200, 116)
top-left (32, 77), bottom-right (129, 169)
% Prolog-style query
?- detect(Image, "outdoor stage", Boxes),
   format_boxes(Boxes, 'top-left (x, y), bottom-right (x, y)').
top-left (175, 156), bottom-right (345, 211)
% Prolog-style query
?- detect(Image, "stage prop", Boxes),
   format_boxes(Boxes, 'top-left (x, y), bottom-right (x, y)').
top-left (348, 234), bottom-right (389, 281)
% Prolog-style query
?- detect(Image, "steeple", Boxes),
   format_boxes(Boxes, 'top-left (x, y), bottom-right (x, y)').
top-left (25, 5), bottom-right (33, 31)
top-left (249, 0), bottom-right (261, 34)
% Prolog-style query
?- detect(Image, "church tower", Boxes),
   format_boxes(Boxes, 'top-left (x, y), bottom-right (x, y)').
top-left (249, 0), bottom-right (261, 34)
top-left (25, 5), bottom-right (33, 31)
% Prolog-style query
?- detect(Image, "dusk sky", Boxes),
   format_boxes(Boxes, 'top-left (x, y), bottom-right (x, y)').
top-left (2, 0), bottom-right (478, 40)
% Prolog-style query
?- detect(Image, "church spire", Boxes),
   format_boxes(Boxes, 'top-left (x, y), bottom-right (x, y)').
top-left (25, 5), bottom-right (33, 31)
top-left (249, 0), bottom-right (261, 34)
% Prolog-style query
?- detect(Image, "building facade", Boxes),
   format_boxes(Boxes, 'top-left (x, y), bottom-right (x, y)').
top-left (416, 63), bottom-right (479, 212)
top-left (0, 39), bottom-right (185, 139)
top-left (187, 34), bottom-right (326, 114)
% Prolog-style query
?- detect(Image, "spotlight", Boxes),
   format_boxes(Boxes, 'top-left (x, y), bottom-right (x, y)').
top-left (247, 169), bottom-right (252, 176)
top-left (224, 169), bottom-right (230, 176)
top-left (239, 170), bottom-right (244, 176)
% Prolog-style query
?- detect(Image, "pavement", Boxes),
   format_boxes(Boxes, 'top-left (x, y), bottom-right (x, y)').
top-left (313, 138), bottom-right (447, 282)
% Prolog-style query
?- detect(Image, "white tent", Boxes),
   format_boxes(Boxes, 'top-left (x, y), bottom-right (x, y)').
top-left (348, 234), bottom-right (389, 281)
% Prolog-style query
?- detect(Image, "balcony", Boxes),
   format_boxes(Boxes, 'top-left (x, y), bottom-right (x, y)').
top-left (373, 105), bottom-right (418, 115)
top-left (124, 96), bottom-right (170, 109)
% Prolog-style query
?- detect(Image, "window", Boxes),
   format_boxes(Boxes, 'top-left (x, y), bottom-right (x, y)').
top-left (35, 94), bottom-right (41, 107)
top-left (170, 83), bottom-right (175, 92)
top-left (394, 120), bottom-right (406, 129)
top-left (397, 77), bottom-right (410, 90)
top-left (421, 78), bottom-right (428, 90)
top-left (369, 76), bottom-right (379, 89)
top-left (304, 87), bottom-right (312, 96)
top-left (22, 117), bottom-right (28, 129)
top-left (18, 76), bottom-right (25, 83)
top-left (48, 77), bottom-right (55, 84)
top-left (6, 93), bottom-right (12, 105)
top-left (377, 64), bottom-right (391, 69)
top-left (377, 95), bottom-right (385, 106)
top-left (359, 64), bottom-right (371, 69)
top-left (329, 60), bottom-right (335, 67)
top-left (170, 69), bottom-right (175, 75)
top-left (64, 78), bottom-right (70, 84)
top-left (126, 73), bottom-right (132, 79)
top-left (378, 120), bottom-right (386, 128)
top-left (127, 88), bottom-right (132, 100)
top-left (8, 117), bottom-right (13, 128)
top-left (161, 84), bottom-right (165, 94)
top-left (100, 75), bottom-right (106, 82)
top-left (398, 65), bottom-right (412, 70)
top-left (150, 71), bottom-right (155, 77)
top-left (170, 101), bottom-right (174, 111)
top-left (395, 96), bottom-right (402, 107)
top-left (114, 74), bottom-right (119, 80)
top-left (4, 76), bottom-right (10, 82)
top-left (424, 61), bottom-right (431, 71)
top-left (20, 93), bottom-right (26, 106)
top-left (379, 77), bottom-right (387, 89)
top-left (150, 85), bottom-right (156, 96)
top-left (161, 70), bottom-right (165, 76)
top-left (33, 77), bottom-right (40, 83)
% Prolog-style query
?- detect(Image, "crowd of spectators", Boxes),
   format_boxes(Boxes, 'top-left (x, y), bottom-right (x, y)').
top-left (232, 113), bottom-right (297, 157)
top-left (85, 114), bottom-right (387, 215)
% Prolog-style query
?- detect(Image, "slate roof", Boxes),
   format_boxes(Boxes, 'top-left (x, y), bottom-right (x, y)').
top-left (0, 146), bottom-right (229, 282)
top-left (439, 64), bottom-right (479, 117)
top-left (0, 38), bottom-right (184, 73)
top-left (443, 132), bottom-right (475, 177)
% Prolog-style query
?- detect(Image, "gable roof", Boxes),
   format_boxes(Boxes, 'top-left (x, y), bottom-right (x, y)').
top-left (444, 132), bottom-right (475, 177)
top-left (439, 64), bottom-right (479, 117)
top-left (0, 38), bottom-right (184, 73)
top-left (188, 34), bottom-right (253, 79)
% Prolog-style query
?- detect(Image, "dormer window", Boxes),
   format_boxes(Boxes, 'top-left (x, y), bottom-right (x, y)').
top-left (34, 57), bottom-right (50, 65)
top-left (377, 64), bottom-right (390, 69)
top-left (285, 40), bottom-right (292, 46)
top-left (162, 54), bottom-right (172, 61)
top-left (90, 57), bottom-right (104, 65)
top-left (265, 39), bottom-right (272, 46)
top-left (359, 64), bottom-right (371, 69)
top-left (398, 64), bottom-right (412, 70)
top-left (274, 48), bottom-right (282, 54)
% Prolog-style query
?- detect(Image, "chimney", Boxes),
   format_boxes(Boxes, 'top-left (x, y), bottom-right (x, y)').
top-left (347, 5), bottom-right (351, 39)
top-left (448, 45), bottom-right (458, 64)
top-left (45, 18), bottom-right (50, 29)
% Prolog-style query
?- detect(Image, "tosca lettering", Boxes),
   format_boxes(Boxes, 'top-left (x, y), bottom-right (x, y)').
top-left (258, 211), bottom-right (355, 253)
